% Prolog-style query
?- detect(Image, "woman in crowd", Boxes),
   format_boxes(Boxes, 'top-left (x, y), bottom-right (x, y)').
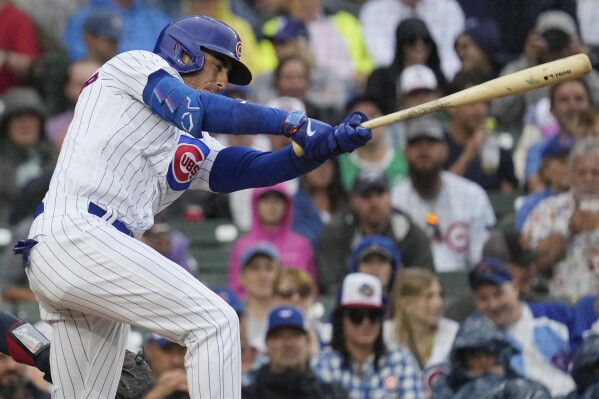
top-left (384, 268), bottom-right (459, 390)
top-left (312, 273), bottom-right (425, 398)
top-left (366, 18), bottom-right (447, 115)
top-left (272, 267), bottom-right (329, 355)
top-left (453, 18), bottom-right (505, 79)
top-left (292, 159), bottom-right (347, 248)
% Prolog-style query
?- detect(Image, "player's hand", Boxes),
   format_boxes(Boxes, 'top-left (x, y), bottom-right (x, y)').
top-left (282, 110), bottom-right (337, 160)
top-left (333, 112), bottom-right (372, 153)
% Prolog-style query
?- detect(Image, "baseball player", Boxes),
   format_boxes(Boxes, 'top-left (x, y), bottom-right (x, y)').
top-left (12, 15), bottom-right (371, 399)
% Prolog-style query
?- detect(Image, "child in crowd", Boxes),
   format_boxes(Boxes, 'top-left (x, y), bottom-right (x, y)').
top-left (238, 242), bottom-right (281, 354)
top-left (229, 183), bottom-right (316, 297)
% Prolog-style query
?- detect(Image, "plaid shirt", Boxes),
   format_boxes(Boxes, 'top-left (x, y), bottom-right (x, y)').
top-left (311, 346), bottom-right (425, 399)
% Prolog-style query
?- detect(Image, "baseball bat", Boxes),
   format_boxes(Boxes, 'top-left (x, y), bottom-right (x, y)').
top-left (292, 53), bottom-right (592, 156)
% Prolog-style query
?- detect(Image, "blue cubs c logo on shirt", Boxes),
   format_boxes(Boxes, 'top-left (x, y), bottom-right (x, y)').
top-left (167, 135), bottom-right (210, 191)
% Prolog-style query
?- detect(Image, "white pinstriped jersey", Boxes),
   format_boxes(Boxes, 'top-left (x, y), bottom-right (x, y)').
top-left (46, 50), bottom-right (224, 237)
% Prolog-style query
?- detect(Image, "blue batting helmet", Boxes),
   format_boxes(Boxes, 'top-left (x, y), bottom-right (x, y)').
top-left (153, 15), bottom-right (252, 85)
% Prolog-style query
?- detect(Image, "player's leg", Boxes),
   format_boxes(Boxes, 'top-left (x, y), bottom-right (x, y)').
top-left (47, 312), bottom-right (127, 398)
top-left (26, 216), bottom-right (240, 399)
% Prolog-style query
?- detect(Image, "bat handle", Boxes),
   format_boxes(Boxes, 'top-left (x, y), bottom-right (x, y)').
top-left (292, 141), bottom-right (305, 156)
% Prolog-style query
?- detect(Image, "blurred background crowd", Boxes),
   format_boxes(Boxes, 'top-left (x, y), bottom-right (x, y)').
top-left (1, 0), bottom-right (599, 398)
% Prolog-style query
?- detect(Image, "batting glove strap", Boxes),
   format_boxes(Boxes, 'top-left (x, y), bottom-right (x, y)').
top-left (282, 111), bottom-right (338, 160)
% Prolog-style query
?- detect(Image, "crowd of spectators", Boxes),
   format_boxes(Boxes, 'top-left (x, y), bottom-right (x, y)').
top-left (1, 0), bottom-right (599, 397)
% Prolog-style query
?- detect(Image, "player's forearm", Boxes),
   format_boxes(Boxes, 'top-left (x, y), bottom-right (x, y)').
top-left (209, 145), bottom-right (323, 193)
top-left (143, 70), bottom-right (288, 137)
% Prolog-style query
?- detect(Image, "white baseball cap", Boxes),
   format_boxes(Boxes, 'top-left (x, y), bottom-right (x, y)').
top-left (339, 273), bottom-right (384, 309)
top-left (399, 64), bottom-right (438, 95)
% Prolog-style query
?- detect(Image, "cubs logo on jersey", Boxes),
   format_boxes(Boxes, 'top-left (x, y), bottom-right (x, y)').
top-left (167, 135), bottom-right (210, 191)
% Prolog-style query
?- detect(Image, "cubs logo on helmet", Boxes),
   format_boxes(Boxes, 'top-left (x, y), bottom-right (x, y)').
top-left (167, 135), bottom-right (210, 191)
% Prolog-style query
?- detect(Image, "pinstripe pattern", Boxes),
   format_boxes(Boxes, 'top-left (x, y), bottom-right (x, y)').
top-left (26, 50), bottom-right (240, 398)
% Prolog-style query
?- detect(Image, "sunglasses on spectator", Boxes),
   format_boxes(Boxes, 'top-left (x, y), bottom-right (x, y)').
top-left (344, 308), bottom-right (384, 325)
top-left (276, 287), bottom-right (312, 299)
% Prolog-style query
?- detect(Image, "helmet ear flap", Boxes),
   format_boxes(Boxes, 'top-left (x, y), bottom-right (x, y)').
top-left (179, 45), bottom-right (205, 72)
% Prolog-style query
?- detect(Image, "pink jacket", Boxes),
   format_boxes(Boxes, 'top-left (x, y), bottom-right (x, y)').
top-left (228, 183), bottom-right (316, 297)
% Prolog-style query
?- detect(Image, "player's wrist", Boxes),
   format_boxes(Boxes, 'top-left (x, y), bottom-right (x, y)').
top-left (281, 110), bottom-right (306, 138)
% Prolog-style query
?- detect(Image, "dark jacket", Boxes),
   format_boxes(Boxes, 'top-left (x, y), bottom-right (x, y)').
top-left (0, 138), bottom-right (55, 222)
top-left (365, 18), bottom-right (447, 115)
top-left (563, 334), bottom-right (599, 399)
top-left (316, 206), bottom-right (433, 295)
top-left (242, 364), bottom-right (347, 399)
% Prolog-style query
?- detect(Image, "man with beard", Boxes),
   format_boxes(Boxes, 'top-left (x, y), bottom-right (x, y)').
top-left (317, 167), bottom-right (433, 295)
top-left (0, 353), bottom-right (48, 399)
top-left (391, 117), bottom-right (496, 272)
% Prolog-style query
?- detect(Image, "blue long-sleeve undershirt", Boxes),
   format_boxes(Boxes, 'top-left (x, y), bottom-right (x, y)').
top-left (143, 69), bottom-right (289, 137)
top-left (209, 145), bottom-right (323, 193)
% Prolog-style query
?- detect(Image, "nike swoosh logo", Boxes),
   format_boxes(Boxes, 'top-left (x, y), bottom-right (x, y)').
top-left (307, 118), bottom-right (317, 137)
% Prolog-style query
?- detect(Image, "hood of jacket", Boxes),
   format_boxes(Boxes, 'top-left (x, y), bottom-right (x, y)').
top-left (250, 183), bottom-right (293, 238)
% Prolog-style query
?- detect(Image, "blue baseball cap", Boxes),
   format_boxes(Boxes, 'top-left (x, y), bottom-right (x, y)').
top-left (469, 258), bottom-right (513, 289)
top-left (213, 287), bottom-right (245, 315)
top-left (145, 332), bottom-right (172, 348)
top-left (240, 242), bottom-right (280, 268)
top-left (266, 306), bottom-right (307, 337)
top-left (83, 10), bottom-right (124, 41)
top-left (351, 235), bottom-right (402, 272)
top-left (542, 135), bottom-right (574, 159)
top-left (268, 16), bottom-right (309, 43)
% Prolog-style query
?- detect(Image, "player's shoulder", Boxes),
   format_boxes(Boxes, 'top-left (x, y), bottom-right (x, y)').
top-left (104, 50), bottom-right (176, 75)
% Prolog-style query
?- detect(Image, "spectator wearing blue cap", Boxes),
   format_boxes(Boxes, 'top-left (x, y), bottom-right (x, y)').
top-left (469, 257), bottom-right (575, 396)
top-left (62, 0), bottom-right (171, 63)
top-left (523, 137), bottom-right (599, 300)
top-left (144, 332), bottom-right (188, 398)
top-left (350, 234), bottom-right (401, 296)
top-left (516, 134), bottom-right (573, 231)
top-left (242, 305), bottom-right (347, 399)
top-left (312, 273), bottom-right (425, 398)
top-left (238, 242), bottom-right (281, 355)
top-left (271, 267), bottom-right (328, 355)
top-left (82, 9), bottom-right (124, 64)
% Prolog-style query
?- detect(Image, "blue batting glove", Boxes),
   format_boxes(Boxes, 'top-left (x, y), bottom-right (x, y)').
top-left (332, 112), bottom-right (372, 154)
top-left (282, 110), bottom-right (337, 160)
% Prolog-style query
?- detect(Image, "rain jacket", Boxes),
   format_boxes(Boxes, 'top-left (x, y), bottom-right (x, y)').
top-left (228, 183), bottom-right (316, 297)
top-left (432, 315), bottom-right (551, 399)
top-left (563, 334), bottom-right (599, 399)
